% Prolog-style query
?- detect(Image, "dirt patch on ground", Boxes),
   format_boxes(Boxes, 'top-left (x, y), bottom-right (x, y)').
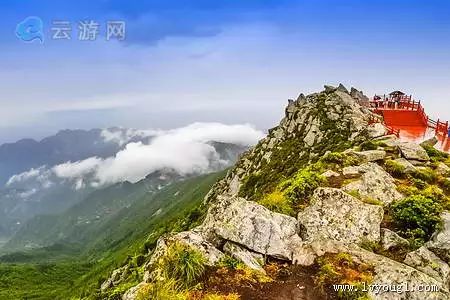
top-left (202, 263), bottom-right (325, 300)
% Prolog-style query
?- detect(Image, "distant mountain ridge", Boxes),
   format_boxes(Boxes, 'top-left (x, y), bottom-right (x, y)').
top-left (0, 127), bottom-right (151, 185)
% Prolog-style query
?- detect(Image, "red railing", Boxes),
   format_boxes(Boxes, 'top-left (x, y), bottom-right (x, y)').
top-left (367, 93), bottom-right (450, 138)
top-left (427, 117), bottom-right (448, 136)
top-left (386, 125), bottom-right (400, 137)
top-left (369, 97), bottom-right (421, 111)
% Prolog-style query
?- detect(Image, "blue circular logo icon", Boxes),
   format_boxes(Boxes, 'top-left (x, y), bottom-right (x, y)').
top-left (16, 16), bottom-right (44, 43)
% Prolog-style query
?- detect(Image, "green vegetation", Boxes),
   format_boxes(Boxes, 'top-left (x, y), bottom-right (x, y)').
top-left (384, 159), bottom-right (407, 178)
top-left (390, 195), bottom-right (443, 247)
top-left (347, 190), bottom-right (383, 206)
top-left (440, 178), bottom-right (450, 193)
top-left (359, 238), bottom-right (380, 253)
top-left (136, 280), bottom-right (187, 300)
top-left (423, 145), bottom-right (449, 163)
top-left (217, 255), bottom-right (244, 270)
top-left (314, 253), bottom-right (373, 300)
top-left (280, 168), bottom-right (325, 210)
top-left (413, 168), bottom-right (437, 184)
top-left (255, 167), bottom-right (325, 214)
top-left (359, 140), bottom-right (378, 151)
top-left (240, 92), bottom-right (363, 202)
top-left (158, 242), bottom-right (206, 288)
top-left (319, 151), bottom-right (360, 169)
top-left (0, 262), bottom-right (92, 299)
top-left (258, 190), bottom-right (294, 215)
top-left (0, 171), bottom-right (225, 299)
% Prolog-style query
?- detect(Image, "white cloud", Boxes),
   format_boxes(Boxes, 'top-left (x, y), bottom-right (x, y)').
top-left (7, 167), bottom-right (45, 186)
top-left (18, 188), bottom-right (38, 199)
top-left (96, 122), bottom-right (264, 185)
top-left (6, 123), bottom-right (264, 189)
top-left (52, 157), bottom-right (103, 179)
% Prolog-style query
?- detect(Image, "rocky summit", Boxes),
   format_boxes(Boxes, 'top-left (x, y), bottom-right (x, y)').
top-left (102, 85), bottom-right (450, 300)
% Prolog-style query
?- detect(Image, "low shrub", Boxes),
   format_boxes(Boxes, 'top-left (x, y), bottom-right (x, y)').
top-left (320, 152), bottom-right (360, 168)
top-left (384, 160), bottom-right (406, 178)
top-left (108, 282), bottom-right (139, 300)
top-left (413, 168), bottom-right (437, 184)
top-left (439, 178), bottom-right (450, 193)
top-left (423, 145), bottom-right (449, 162)
top-left (258, 189), bottom-right (294, 216)
top-left (217, 255), bottom-right (244, 270)
top-left (158, 242), bottom-right (206, 288)
top-left (280, 168), bottom-right (325, 210)
top-left (359, 238), bottom-right (380, 253)
top-left (390, 195), bottom-right (443, 246)
top-left (359, 140), bottom-right (378, 151)
top-left (411, 178), bottom-right (427, 190)
top-left (396, 184), bottom-right (417, 197)
top-left (136, 279), bottom-right (187, 300)
top-left (134, 255), bottom-right (146, 267)
top-left (421, 185), bottom-right (445, 201)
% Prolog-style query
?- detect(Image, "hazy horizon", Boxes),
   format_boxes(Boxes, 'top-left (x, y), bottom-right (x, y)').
top-left (2, 0), bottom-right (450, 143)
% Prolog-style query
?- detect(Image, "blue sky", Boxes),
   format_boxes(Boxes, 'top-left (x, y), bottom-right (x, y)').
top-left (1, 0), bottom-right (450, 143)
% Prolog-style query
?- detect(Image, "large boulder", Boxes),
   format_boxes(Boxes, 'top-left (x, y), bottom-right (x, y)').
top-left (421, 137), bottom-right (439, 148)
top-left (404, 246), bottom-right (450, 286)
top-left (353, 150), bottom-right (387, 162)
top-left (343, 163), bottom-right (404, 205)
top-left (398, 142), bottom-right (430, 161)
top-left (375, 134), bottom-right (400, 147)
top-left (292, 239), bottom-right (449, 299)
top-left (202, 196), bottom-right (301, 260)
top-left (427, 212), bottom-right (450, 264)
top-left (298, 188), bottom-right (384, 244)
top-left (356, 248), bottom-right (449, 299)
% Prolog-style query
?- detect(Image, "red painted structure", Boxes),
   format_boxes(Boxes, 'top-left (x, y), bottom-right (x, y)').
top-left (368, 94), bottom-right (449, 138)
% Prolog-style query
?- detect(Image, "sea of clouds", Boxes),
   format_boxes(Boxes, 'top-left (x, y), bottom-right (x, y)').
top-left (6, 123), bottom-right (264, 192)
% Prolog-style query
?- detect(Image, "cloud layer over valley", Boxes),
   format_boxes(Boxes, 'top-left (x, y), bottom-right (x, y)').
top-left (6, 123), bottom-right (264, 191)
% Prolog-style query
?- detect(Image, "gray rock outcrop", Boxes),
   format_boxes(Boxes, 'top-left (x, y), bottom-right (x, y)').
top-left (298, 188), bottom-right (384, 244)
top-left (404, 246), bottom-right (450, 286)
top-left (380, 228), bottom-right (409, 251)
top-left (292, 239), bottom-right (450, 299)
top-left (398, 142), bottom-right (430, 161)
top-left (202, 196), bottom-right (301, 260)
top-left (353, 150), bottom-right (387, 162)
top-left (122, 283), bottom-right (146, 300)
top-left (343, 163), bottom-right (403, 205)
top-left (368, 123), bottom-right (388, 138)
top-left (427, 212), bottom-right (450, 264)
